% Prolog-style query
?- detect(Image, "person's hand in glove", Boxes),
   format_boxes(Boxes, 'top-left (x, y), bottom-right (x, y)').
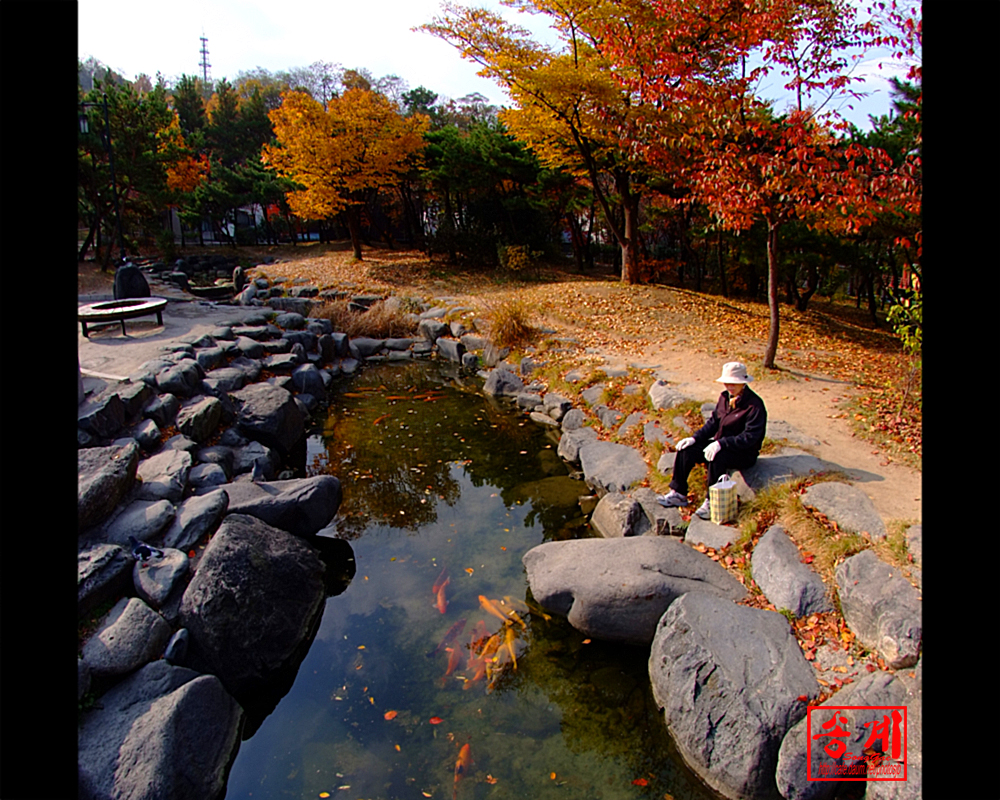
top-left (703, 441), bottom-right (721, 461)
top-left (676, 437), bottom-right (696, 450)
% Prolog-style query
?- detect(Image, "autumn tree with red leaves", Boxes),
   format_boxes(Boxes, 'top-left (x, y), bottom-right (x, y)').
top-left (599, 0), bottom-right (917, 369)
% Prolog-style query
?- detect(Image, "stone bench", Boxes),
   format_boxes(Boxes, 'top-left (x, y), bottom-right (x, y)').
top-left (78, 298), bottom-right (168, 337)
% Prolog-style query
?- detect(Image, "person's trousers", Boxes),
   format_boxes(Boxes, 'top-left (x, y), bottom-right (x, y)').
top-left (668, 442), bottom-right (758, 495)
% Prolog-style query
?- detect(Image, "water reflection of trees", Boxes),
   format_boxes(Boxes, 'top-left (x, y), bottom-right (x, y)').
top-left (310, 363), bottom-right (567, 539)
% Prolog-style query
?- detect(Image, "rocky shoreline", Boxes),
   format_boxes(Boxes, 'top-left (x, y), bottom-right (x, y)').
top-left (77, 269), bottom-right (922, 800)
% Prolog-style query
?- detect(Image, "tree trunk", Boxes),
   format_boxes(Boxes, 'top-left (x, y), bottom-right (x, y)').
top-left (763, 219), bottom-right (781, 370)
top-left (866, 273), bottom-right (879, 327)
top-left (567, 213), bottom-right (586, 272)
top-left (79, 219), bottom-right (98, 262)
top-left (717, 229), bottom-right (728, 298)
top-left (620, 188), bottom-right (641, 284)
top-left (794, 262), bottom-right (819, 312)
top-left (345, 207), bottom-right (364, 260)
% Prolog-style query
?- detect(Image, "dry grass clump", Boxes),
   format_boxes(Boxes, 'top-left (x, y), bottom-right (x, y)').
top-left (312, 299), bottom-right (418, 339)
top-left (484, 297), bottom-right (537, 349)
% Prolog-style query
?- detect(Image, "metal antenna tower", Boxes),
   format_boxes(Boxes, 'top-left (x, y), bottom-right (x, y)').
top-left (199, 33), bottom-right (212, 88)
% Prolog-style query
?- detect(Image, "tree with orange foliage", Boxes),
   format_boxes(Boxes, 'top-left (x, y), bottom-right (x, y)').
top-left (599, 0), bottom-right (916, 369)
top-left (263, 88), bottom-right (429, 260)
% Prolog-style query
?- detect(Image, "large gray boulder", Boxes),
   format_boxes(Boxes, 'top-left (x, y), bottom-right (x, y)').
top-left (437, 338), bottom-right (466, 363)
top-left (133, 548), bottom-right (190, 608)
top-left (78, 392), bottom-right (126, 439)
top-left (78, 543), bottom-right (134, 616)
top-left (589, 492), bottom-right (650, 538)
top-left (113, 264), bottom-right (151, 299)
top-left (155, 360), bottom-right (204, 399)
top-left (557, 426), bottom-right (598, 462)
top-left (203, 366), bottom-right (248, 394)
top-left (767, 419), bottom-right (821, 447)
top-left (802, 482), bottom-right (888, 540)
top-left (578, 440), bottom-right (648, 494)
top-left (649, 592), bottom-right (820, 800)
top-left (483, 368), bottom-right (524, 397)
top-left (136, 448), bottom-right (192, 502)
top-left (78, 441), bottom-right (140, 529)
top-left (648, 380), bottom-right (689, 410)
top-left (685, 516), bottom-right (740, 550)
top-left (81, 597), bottom-right (172, 678)
top-left (348, 336), bottom-right (386, 359)
top-left (523, 537), bottom-right (747, 645)
top-left (632, 487), bottom-right (683, 536)
top-left (175, 396), bottom-right (223, 443)
top-left (418, 318), bottom-right (449, 342)
top-left (221, 476), bottom-right (342, 537)
top-left (291, 363), bottom-right (327, 400)
top-left (102, 499), bottom-right (176, 547)
top-left (775, 671), bottom-right (908, 800)
top-left (752, 524), bottom-right (833, 617)
top-left (78, 660), bottom-right (242, 800)
top-left (835, 550), bottom-right (921, 668)
top-left (179, 514), bottom-right (326, 700)
top-left (735, 448), bottom-right (838, 498)
top-left (160, 489), bottom-right (229, 551)
top-left (230, 382), bottom-right (304, 457)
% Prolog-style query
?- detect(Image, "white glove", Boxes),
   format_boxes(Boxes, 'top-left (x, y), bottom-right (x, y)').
top-left (676, 437), bottom-right (696, 451)
top-left (704, 441), bottom-right (721, 461)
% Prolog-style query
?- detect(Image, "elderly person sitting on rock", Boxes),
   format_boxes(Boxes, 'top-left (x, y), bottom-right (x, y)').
top-left (657, 362), bottom-right (767, 519)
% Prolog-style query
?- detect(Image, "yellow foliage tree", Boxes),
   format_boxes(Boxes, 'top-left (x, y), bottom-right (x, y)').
top-left (420, 0), bottom-right (684, 284)
top-left (263, 88), bottom-right (429, 259)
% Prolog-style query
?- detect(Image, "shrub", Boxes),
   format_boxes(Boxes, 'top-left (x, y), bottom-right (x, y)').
top-left (484, 297), bottom-right (536, 349)
top-left (312, 299), bottom-right (418, 339)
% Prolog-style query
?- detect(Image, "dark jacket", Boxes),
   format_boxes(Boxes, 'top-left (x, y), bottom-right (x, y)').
top-left (693, 385), bottom-right (767, 454)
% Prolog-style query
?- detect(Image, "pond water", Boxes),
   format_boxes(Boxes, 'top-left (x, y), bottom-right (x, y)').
top-left (224, 361), bottom-right (717, 800)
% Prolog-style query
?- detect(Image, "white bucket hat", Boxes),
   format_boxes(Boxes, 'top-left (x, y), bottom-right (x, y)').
top-left (715, 362), bottom-right (753, 384)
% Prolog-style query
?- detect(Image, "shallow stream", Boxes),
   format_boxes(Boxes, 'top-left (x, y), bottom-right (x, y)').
top-left (224, 361), bottom-right (716, 800)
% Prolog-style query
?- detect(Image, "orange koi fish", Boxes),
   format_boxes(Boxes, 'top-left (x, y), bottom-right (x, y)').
top-left (504, 624), bottom-right (518, 669)
top-left (444, 647), bottom-right (462, 677)
top-left (454, 743), bottom-right (472, 799)
top-left (433, 567), bottom-right (449, 595)
top-left (436, 578), bottom-right (450, 614)
top-left (479, 595), bottom-right (509, 625)
top-left (373, 413), bottom-right (391, 425)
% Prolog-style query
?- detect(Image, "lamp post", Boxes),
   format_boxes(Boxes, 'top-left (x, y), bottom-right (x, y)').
top-left (79, 94), bottom-right (127, 265)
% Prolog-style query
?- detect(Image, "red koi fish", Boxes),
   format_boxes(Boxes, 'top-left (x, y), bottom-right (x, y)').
top-left (444, 647), bottom-right (462, 676)
top-left (454, 743), bottom-right (473, 799)
top-left (429, 618), bottom-right (467, 658)
top-left (436, 578), bottom-right (450, 614)
top-left (432, 567), bottom-right (449, 595)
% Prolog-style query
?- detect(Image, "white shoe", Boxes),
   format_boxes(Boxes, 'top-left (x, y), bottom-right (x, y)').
top-left (656, 490), bottom-right (690, 508)
top-left (694, 498), bottom-right (711, 519)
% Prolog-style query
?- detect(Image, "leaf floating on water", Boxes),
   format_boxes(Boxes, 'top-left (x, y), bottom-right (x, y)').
top-left (422, 793), bottom-right (433, 798)
top-left (319, 793), bottom-right (330, 798)
top-left (582, 639), bottom-right (591, 644)
top-left (395, 744), bottom-right (401, 751)
top-left (550, 772), bottom-right (557, 780)
top-left (632, 778), bottom-right (649, 786)
top-left (369, 696), bottom-right (375, 704)
top-left (465, 568), bottom-right (474, 575)
top-left (485, 775), bottom-right (498, 784)
top-left (384, 710), bottom-right (398, 720)
top-left (429, 716), bottom-right (443, 724)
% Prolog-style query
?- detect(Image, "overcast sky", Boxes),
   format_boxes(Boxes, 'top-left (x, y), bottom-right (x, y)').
top-left (78, 0), bottom-right (914, 130)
